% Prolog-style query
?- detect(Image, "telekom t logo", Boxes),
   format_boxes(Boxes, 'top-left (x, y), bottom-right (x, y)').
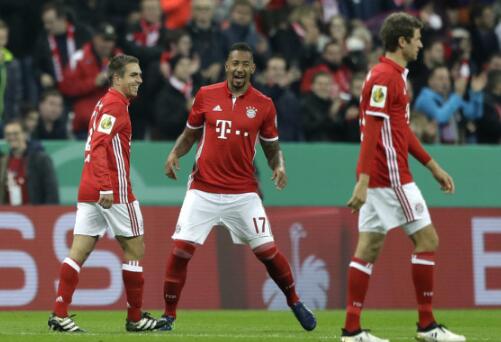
top-left (216, 120), bottom-right (232, 139)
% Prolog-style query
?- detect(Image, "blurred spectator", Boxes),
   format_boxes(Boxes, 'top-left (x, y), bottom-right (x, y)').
top-left (58, 23), bottom-right (121, 139)
top-left (34, 89), bottom-right (68, 140)
top-left (19, 104), bottom-right (40, 139)
top-left (271, 5), bottom-right (326, 71)
top-left (123, 0), bottom-right (167, 66)
top-left (34, 1), bottom-right (92, 90)
top-left (161, 0), bottom-right (191, 29)
top-left (336, 72), bottom-right (365, 142)
top-left (300, 40), bottom-right (351, 100)
top-left (300, 72), bottom-right (342, 141)
top-left (153, 55), bottom-right (197, 140)
top-left (187, 0), bottom-right (228, 84)
top-left (486, 52), bottom-right (501, 72)
top-left (0, 20), bottom-right (22, 121)
top-left (64, 0), bottom-right (139, 36)
top-left (469, 3), bottom-right (500, 68)
top-left (410, 38), bottom-right (445, 97)
top-left (448, 28), bottom-right (478, 81)
top-left (327, 15), bottom-right (348, 48)
top-left (256, 55), bottom-right (304, 141)
top-left (222, 0), bottom-right (270, 69)
top-left (476, 70), bottom-right (501, 144)
top-left (414, 65), bottom-right (484, 144)
top-left (0, 119), bottom-right (59, 205)
top-left (123, 0), bottom-right (168, 139)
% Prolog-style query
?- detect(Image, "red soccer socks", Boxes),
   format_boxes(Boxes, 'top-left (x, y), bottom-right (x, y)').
top-left (122, 260), bottom-right (144, 322)
top-left (344, 257), bottom-right (373, 333)
top-left (53, 257), bottom-right (81, 318)
top-left (163, 240), bottom-right (196, 318)
top-left (412, 252), bottom-right (436, 329)
top-left (254, 244), bottom-right (300, 307)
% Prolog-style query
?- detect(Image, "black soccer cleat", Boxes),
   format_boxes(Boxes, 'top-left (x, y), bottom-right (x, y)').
top-left (290, 301), bottom-right (317, 331)
top-left (125, 312), bottom-right (166, 332)
top-left (48, 313), bottom-right (85, 332)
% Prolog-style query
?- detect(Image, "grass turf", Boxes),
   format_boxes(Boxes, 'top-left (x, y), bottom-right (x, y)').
top-left (0, 310), bottom-right (498, 341)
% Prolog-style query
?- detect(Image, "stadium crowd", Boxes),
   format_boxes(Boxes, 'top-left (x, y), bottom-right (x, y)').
top-left (0, 0), bottom-right (500, 144)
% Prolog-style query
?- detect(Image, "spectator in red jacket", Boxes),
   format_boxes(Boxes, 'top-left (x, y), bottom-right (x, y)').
top-left (58, 23), bottom-right (121, 139)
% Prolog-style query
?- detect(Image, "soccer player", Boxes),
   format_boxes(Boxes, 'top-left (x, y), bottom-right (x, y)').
top-left (48, 55), bottom-right (165, 333)
top-left (158, 42), bottom-right (317, 332)
top-left (342, 13), bottom-right (466, 342)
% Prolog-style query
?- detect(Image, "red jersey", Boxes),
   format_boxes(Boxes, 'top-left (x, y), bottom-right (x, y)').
top-left (187, 81), bottom-right (279, 194)
top-left (78, 88), bottom-right (136, 203)
top-left (357, 56), bottom-right (424, 188)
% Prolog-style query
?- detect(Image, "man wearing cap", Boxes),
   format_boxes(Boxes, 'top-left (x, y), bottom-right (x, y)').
top-left (59, 22), bottom-right (122, 139)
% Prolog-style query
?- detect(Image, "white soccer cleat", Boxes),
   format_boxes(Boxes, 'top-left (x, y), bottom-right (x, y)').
top-left (341, 329), bottom-right (390, 342)
top-left (416, 324), bottom-right (466, 342)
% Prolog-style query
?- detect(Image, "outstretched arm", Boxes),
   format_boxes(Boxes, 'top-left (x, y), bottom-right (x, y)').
top-left (260, 140), bottom-right (287, 190)
top-left (164, 127), bottom-right (202, 180)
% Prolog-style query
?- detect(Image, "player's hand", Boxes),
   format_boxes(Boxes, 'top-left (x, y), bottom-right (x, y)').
top-left (427, 160), bottom-right (455, 193)
top-left (98, 193), bottom-right (113, 209)
top-left (347, 176), bottom-right (369, 213)
top-left (165, 153), bottom-right (180, 180)
top-left (272, 166), bottom-right (287, 190)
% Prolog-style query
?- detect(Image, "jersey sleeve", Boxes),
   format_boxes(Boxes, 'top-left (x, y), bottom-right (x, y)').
top-left (363, 74), bottom-right (395, 120)
top-left (186, 89), bottom-right (205, 129)
top-left (259, 100), bottom-right (279, 141)
top-left (92, 102), bottom-right (125, 194)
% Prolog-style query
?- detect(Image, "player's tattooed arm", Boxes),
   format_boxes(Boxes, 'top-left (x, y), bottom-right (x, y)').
top-left (165, 128), bottom-right (202, 180)
top-left (172, 127), bottom-right (202, 157)
top-left (261, 140), bottom-right (287, 190)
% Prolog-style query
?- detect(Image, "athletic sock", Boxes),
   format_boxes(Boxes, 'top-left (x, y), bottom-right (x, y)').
top-left (53, 257), bottom-right (81, 318)
top-left (344, 257), bottom-right (373, 333)
top-left (412, 252), bottom-right (436, 329)
top-left (163, 240), bottom-right (196, 318)
top-left (255, 245), bottom-right (299, 306)
top-left (122, 260), bottom-right (144, 322)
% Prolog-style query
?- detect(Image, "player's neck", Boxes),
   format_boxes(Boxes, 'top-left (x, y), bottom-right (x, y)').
top-left (111, 85), bottom-right (128, 99)
top-left (229, 83), bottom-right (250, 97)
top-left (385, 51), bottom-right (407, 68)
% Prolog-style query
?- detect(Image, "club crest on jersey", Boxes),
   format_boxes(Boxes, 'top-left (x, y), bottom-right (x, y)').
top-left (370, 85), bottom-right (387, 108)
top-left (97, 114), bottom-right (116, 134)
top-left (246, 106), bottom-right (257, 119)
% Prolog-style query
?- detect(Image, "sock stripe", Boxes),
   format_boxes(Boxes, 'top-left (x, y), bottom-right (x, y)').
top-left (349, 261), bottom-right (373, 275)
top-left (123, 263), bottom-right (143, 272)
top-left (63, 257), bottom-right (81, 273)
top-left (411, 255), bottom-right (435, 265)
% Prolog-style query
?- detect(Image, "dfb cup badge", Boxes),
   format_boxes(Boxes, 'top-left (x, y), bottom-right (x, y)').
top-left (246, 106), bottom-right (257, 119)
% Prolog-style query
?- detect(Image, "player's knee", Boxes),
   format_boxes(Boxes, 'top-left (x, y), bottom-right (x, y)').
top-left (253, 242), bottom-right (278, 262)
top-left (172, 240), bottom-right (196, 259)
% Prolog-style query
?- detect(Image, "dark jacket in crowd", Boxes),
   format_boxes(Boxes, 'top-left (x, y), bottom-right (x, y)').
top-left (0, 48), bottom-right (23, 120)
top-left (476, 92), bottom-right (501, 144)
top-left (300, 92), bottom-right (340, 141)
top-left (256, 83), bottom-right (304, 141)
top-left (33, 22), bottom-right (91, 83)
top-left (32, 119), bottom-right (68, 140)
top-left (187, 21), bottom-right (227, 71)
top-left (0, 147), bottom-right (59, 204)
top-left (153, 81), bottom-right (190, 140)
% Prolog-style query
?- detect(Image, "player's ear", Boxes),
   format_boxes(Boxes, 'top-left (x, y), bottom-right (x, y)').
top-left (251, 62), bottom-right (256, 75)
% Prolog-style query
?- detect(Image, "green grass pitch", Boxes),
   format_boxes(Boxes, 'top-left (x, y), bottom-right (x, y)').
top-left (0, 310), bottom-right (499, 341)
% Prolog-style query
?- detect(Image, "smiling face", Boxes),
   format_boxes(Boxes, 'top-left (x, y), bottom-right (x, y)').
top-left (114, 63), bottom-right (143, 98)
top-left (225, 50), bottom-right (255, 93)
